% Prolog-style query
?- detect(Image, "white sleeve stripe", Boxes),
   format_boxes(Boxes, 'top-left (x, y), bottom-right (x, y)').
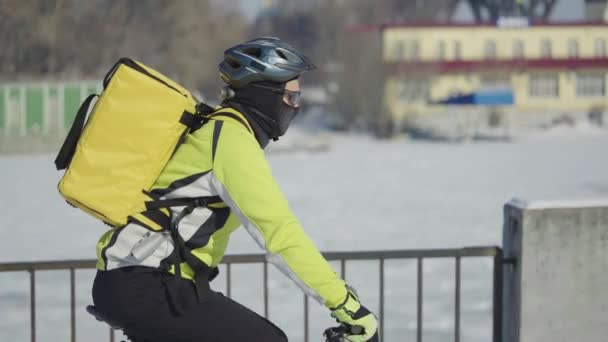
top-left (266, 253), bottom-right (324, 304)
top-left (209, 172), bottom-right (325, 304)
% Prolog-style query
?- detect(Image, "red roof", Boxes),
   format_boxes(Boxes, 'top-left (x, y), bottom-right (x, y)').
top-left (353, 20), bottom-right (608, 33)
top-left (386, 58), bottom-right (608, 72)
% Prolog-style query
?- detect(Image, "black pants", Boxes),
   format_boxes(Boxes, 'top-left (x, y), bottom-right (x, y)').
top-left (92, 267), bottom-right (288, 342)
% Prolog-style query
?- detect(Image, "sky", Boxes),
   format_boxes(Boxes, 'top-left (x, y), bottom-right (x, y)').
top-left (453, 0), bottom-right (585, 21)
top-left (550, 0), bottom-right (585, 21)
top-left (238, 0), bottom-right (586, 22)
top-left (238, 0), bottom-right (265, 21)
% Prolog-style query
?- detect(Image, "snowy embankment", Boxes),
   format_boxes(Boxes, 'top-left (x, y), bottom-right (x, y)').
top-left (2, 130), bottom-right (608, 342)
top-left (403, 109), bottom-right (607, 142)
top-left (265, 127), bottom-right (332, 154)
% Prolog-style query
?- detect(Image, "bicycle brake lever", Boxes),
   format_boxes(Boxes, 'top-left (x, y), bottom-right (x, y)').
top-left (324, 324), bottom-right (365, 342)
top-left (324, 326), bottom-right (347, 342)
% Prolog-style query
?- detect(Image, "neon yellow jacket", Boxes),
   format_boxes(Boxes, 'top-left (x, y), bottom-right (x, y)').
top-left (97, 108), bottom-right (347, 308)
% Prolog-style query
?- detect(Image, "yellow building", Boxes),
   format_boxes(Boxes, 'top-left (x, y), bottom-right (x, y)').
top-left (379, 20), bottom-right (608, 121)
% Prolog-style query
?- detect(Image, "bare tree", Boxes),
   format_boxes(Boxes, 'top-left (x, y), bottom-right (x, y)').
top-left (0, 0), bottom-right (247, 97)
top-left (311, 0), bottom-right (390, 134)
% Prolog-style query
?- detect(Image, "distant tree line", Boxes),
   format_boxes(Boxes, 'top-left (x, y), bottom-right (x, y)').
top-left (1, 0), bottom-right (452, 136)
top-left (0, 0), bottom-right (246, 96)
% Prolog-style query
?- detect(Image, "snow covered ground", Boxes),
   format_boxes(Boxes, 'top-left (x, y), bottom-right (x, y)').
top-left (1, 129), bottom-right (608, 342)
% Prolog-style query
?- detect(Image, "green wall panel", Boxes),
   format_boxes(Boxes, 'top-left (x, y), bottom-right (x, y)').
top-left (47, 86), bottom-right (59, 134)
top-left (9, 87), bottom-right (21, 101)
top-left (0, 88), bottom-right (5, 131)
top-left (26, 86), bottom-right (43, 132)
top-left (8, 87), bottom-right (22, 136)
top-left (64, 85), bottom-right (81, 129)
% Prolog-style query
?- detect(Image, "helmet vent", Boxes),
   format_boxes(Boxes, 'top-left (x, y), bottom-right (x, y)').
top-left (226, 58), bottom-right (241, 69)
top-left (276, 49), bottom-right (288, 60)
top-left (242, 47), bottom-right (262, 58)
top-left (250, 60), bottom-right (266, 71)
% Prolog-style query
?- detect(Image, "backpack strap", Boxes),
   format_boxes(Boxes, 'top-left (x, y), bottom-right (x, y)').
top-left (54, 94), bottom-right (98, 170)
top-left (179, 111), bottom-right (200, 128)
top-left (157, 197), bottom-right (221, 308)
top-left (142, 194), bottom-right (223, 306)
top-left (208, 112), bottom-right (251, 133)
top-left (207, 108), bottom-right (253, 134)
top-left (144, 196), bottom-right (223, 211)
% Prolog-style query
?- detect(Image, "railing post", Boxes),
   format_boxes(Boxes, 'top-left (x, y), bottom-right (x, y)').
top-left (70, 268), bottom-right (76, 342)
top-left (379, 258), bottom-right (385, 338)
top-left (263, 261), bottom-right (269, 319)
top-left (417, 257), bottom-right (423, 342)
top-left (455, 256), bottom-right (461, 342)
top-left (226, 263), bottom-right (231, 298)
top-left (304, 294), bottom-right (309, 342)
top-left (29, 269), bottom-right (36, 342)
top-left (493, 248), bottom-right (504, 342)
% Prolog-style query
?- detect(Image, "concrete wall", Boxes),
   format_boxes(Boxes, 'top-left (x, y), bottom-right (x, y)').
top-left (502, 198), bottom-right (608, 342)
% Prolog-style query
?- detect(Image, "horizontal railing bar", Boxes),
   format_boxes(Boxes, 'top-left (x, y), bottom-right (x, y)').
top-left (322, 247), bottom-right (500, 261)
top-left (0, 246), bottom-right (501, 273)
top-left (0, 260), bottom-right (97, 272)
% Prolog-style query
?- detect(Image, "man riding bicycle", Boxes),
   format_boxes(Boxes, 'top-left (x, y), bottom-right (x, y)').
top-left (92, 37), bottom-right (379, 342)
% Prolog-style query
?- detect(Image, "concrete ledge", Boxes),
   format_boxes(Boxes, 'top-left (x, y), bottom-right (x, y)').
top-left (507, 197), bottom-right (608, 210)
top-left (502, 198), bottom-right (608, 342)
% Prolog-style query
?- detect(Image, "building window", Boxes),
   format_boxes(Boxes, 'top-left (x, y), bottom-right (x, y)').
top-left (406, 40), bottom-right (420, 60)
top-left (437, 41), bottom-right (446, 60)
top-left (454, 41), bottom-right (462, 60)
top-left (513, 39), bottom-right (525, 59)
top-left (595, 39), bottom-right (606, 57)
top-left (529, 74), bottom-right (559, 98)
top-left (481, 74), bottom-right (511, 88)
top-left (484, 40), bottom-right (497, 59)
top-left (398, 80), bottom-right (429, 103)
top-left (393, 41), bottom-right (404, 60)
top-left (540, 39), bottom-right (552, 58)
top-left (567, 39), bottom-right (579, 58)
top-left (577, 73), bottom-right (605, 97)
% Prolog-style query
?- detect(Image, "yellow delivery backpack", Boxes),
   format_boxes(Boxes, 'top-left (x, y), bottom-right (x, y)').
top-left (54, 58), bottom-right (214, 229)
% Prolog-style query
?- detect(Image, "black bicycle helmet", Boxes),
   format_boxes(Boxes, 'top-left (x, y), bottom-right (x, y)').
top-left (219, 37), bottom-right (316, 89)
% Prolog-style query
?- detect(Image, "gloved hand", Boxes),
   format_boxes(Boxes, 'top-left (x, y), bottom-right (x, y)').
top-left (330, 287), bottom-right (378, 342)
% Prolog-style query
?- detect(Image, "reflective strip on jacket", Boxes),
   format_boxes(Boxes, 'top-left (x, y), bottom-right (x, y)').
top-left (96, 108), bottom-right (347, 308)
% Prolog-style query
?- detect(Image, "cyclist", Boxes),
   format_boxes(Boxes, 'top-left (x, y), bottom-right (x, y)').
top-left (92, 37), bottom-right (378, 342)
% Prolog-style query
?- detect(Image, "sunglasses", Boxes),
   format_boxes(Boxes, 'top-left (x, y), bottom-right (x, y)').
top-left (250, 83), bottom-right (302, 108)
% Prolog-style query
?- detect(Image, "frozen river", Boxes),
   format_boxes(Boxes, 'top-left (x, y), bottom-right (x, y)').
top-left (1, 130), bottom-right (608, 342)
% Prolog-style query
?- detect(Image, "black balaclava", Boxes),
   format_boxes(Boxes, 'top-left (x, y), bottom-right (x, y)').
top-left (223, 80), bottom-right (299, 149)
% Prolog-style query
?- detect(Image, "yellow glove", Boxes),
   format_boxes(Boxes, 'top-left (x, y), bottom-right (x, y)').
top-left (330, 287), bottom-right (378, 342)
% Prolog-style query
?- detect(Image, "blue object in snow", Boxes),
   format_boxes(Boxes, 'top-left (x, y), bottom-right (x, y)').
top-left (434, 89), bottom-right (514, 106)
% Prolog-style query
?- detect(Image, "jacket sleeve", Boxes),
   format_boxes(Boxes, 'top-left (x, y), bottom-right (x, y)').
top-left (209, 121), bottom-right (347, 308)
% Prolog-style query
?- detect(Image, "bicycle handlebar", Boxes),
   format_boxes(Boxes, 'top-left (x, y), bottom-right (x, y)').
top-left (323, 325), bottom-right (379, 342)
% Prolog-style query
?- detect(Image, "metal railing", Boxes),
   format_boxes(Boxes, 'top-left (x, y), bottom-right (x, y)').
top-left (0, 247), bottom-right (503, 342)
